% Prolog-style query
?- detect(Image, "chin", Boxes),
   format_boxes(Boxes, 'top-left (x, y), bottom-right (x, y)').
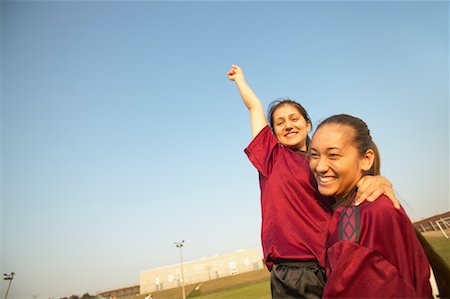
top-left (285, 143), bottom-right (299, 149)
top-left (318, 187), bottom-right (336, 197)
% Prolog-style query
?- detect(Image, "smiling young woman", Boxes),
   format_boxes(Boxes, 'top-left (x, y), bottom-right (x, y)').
top-left (309, 114), bottom-right (433, 298)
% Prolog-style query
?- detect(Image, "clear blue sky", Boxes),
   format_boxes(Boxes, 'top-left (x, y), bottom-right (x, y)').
top-left (1, 1), bottom-right (448, 298)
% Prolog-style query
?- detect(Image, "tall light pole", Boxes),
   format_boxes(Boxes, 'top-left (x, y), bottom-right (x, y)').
top-left (174, 240), bottom-right (186, 299)
top-left (3, 272), bottom-right (15, 299)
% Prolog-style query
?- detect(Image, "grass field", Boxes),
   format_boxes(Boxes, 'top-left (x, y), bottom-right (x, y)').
top-left (138, 232), bottom-right (450, 299)
top-left (424, 231), bottom-right (450, 267)
top-left (128, 269), bottom-right (271, 299)
top-left (194, 280), bottom-right (270, 299)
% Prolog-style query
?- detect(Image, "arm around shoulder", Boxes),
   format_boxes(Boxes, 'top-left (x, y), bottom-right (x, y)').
top-left (355, 175), bottom-right (400, 208)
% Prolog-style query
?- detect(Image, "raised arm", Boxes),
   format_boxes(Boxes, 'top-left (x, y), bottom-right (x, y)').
top-left (227, 65), bottom-right (268, 138)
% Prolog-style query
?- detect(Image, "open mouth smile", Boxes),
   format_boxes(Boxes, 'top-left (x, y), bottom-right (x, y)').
top-left (285, 131), bottom-right (298, 137)
top-left (317, 175), bottom-right (336, 184)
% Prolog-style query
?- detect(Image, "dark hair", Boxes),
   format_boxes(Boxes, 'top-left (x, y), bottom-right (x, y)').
top-left (315, 114), bottom-right (380, 176)
top-left (267, 98), bottom-right (312, 147)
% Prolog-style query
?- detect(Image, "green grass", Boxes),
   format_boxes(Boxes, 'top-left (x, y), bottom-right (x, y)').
top-left (133, 269), bottom-right (270, 299)
top-left (193, 280), bottom-right (271, 299)
top-left (424, 232), bottom-right (450, 267)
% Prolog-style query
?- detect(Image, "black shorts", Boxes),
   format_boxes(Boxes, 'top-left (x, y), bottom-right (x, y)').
top-left (270, 260), bottom-right (326, 299)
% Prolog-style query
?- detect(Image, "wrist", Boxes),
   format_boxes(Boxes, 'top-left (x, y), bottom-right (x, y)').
top-left (235, 77), bottom-right (248, 87)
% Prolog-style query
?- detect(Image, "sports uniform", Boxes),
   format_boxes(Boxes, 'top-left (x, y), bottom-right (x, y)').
top-left (323, 195), bottom-right (432, 298)
top-left (245, 125), bottom-right (334, 298)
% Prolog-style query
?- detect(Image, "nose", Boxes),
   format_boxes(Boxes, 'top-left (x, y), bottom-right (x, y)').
top-left (285, 120), bottom-right (293, 130)
top-left (314, 157), bottom-right (329, 173)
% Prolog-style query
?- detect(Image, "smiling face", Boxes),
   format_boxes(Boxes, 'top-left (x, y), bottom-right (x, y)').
top-left (272, 104), bottom-right (311, 151)
top-left (309, 124), bottom-right (374, 199)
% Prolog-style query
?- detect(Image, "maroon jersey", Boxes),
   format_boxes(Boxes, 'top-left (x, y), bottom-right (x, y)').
top-left (244, 125), bottom-right (333, 269)
top-left (324, 195), bottom-right (432, 298)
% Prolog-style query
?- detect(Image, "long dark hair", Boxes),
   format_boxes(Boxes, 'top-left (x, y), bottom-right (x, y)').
top-left (267, 98), bottom-right (312, 147)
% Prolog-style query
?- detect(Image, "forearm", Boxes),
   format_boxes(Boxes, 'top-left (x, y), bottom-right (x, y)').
top-left (228, 65), bottom-right (268, 137)
top-left (355, 175), bottom-right (399, 208)
top-left (234, 79), bottom-right (267, 137)
top-left (234, 78), bottom-right (262, 111)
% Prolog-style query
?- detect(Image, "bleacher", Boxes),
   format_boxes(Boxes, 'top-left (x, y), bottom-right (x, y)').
top-left (413, 211), bottom-right (450, 238)
top-left (98, 285), bottom-right (140, 298)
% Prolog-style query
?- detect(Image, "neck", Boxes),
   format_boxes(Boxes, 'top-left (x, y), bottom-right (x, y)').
top-left (332, 188), bottom-right (357, 211)
top-left (294, 143), bottom-right (307, 152)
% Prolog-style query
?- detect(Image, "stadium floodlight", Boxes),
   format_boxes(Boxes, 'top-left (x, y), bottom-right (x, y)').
top-left (174, 240), bottom-right (186, 299)
top-left (3, 272), bottom-right (15, 299)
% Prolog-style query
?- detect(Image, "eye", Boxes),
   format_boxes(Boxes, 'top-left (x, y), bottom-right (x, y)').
top-left (328, 153), bottom-right (340, 160)
top-left (276, 121), bottom-right (284, 126)
top-left (309, 152), bottom-right (319, 159)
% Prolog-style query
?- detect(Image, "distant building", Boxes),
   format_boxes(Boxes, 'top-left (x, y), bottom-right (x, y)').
top-left (414, 211), bottom-right (450, 233)
top-left (140, 247), bottom-right (263, 294)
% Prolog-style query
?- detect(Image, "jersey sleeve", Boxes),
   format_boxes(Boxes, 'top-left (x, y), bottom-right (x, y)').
top-left (324, 198), bottom-right (433, 298)
top-left (244, 125), bottom-right (279, 178)
top-left (324, 242), bottom-right (420, 298)
top-left (360, 198), bottom-right (432, 297)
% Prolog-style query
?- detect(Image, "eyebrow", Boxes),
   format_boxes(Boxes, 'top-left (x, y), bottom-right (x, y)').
top-left (309, 146), bottom-right (341, 152)
top-left (288, 113), bottom-right (301, 117)
top-left (275, 113), bottom-right (301, 120)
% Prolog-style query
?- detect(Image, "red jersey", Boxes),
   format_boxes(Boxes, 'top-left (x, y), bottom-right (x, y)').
top-left (323, 195), bottom-right (432, 298)
top-left (244, 125), bottom-right (333, 269)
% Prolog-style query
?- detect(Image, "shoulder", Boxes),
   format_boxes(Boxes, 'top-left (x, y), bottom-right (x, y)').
top-left (245, 125), bottom-right (276, 152)
top-left (252, 124), bottom-right (273, 141)
top-left (359, 195), bottom-right (411, 226)
top-left (360, 195), bottom-right (396, 211)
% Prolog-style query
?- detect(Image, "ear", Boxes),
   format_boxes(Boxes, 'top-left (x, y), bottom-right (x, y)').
top-left (360, 149), bottom-right (375, 172)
